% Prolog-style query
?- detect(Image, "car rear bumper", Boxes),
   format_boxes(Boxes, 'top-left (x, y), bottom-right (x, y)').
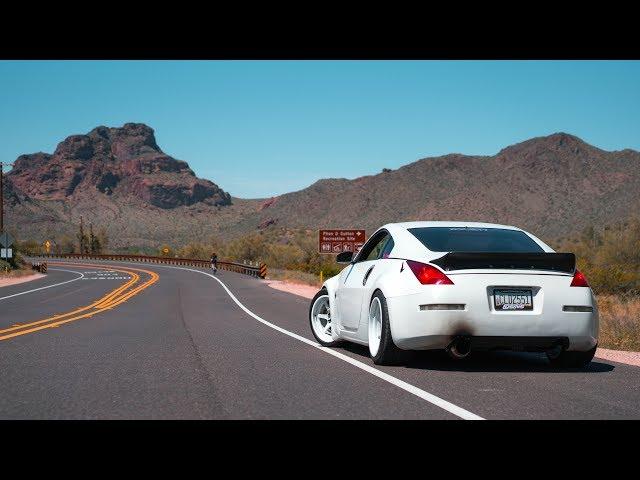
top-left (386, 288), bottom-right (598, 352)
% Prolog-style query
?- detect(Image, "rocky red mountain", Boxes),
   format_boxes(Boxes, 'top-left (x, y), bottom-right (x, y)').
top-left (9, 123), bottom-right (230, 208)
top-left (4, 124), bottom-right (640, 249)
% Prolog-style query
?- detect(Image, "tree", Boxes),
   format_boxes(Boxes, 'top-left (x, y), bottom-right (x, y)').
top-left (89, 223), bottom-right (102, 254)
top-left (60, 235), bottom-right (76, 254)
top-left (97, 228), bottom-right (109, 252)
top-left (77, 216), bottom-right (88, 254)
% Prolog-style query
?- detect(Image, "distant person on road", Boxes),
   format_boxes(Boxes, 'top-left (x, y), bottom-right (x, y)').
top-left (210, 252), bottom-right (218, 274)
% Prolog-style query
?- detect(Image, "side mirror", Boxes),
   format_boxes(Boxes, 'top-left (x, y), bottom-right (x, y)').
top-left (336, 251), bottom-right (354, 264)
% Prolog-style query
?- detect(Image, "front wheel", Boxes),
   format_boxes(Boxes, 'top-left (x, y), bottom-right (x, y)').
top-left (547, 345), bottom-right (597, 368)
top-left (309, 289), bottom-right (340, 347)
top-left (368, 290), bottom-right (405, 365)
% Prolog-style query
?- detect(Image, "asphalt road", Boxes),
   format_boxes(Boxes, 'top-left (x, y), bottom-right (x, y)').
top-left (1, 259), bottom-right (639, 419)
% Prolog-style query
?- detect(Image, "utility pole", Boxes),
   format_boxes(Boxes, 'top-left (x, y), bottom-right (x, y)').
top-left (79, 216), bottom-right (85, 254)
top-left (0, 161), bottom-right (14, 233)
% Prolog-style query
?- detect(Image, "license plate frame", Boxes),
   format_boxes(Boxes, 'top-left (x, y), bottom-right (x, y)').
top-left (493, 288), bottom-right (533, 311)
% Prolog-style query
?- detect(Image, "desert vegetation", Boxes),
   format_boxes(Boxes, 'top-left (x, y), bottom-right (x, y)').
top-left (173, 229), bottom-right (343, 280)
top-left (0, 248), bottom-right (29, 277)
top-left (554, 218), bottom-right (640, 350)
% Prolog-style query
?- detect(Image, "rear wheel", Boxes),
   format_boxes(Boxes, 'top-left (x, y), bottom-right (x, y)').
top-left (368, 290), bottom-right (405, 365)
top-left (309, 288), bottom-right (340, 347)
top-left (547, 345), bottom-right (597, 368)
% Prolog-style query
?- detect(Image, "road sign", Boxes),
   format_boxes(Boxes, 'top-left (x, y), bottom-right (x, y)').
top-left (318, 229), bottom-right (366, 254)
top-left (162, 247), bottom-right (170, 254)
top-left (1, 248), bottom-right (12, 259)
top-left (45, 240), bottom-right (51, 254)
top-left (0, 231), bottom-right (14, 248)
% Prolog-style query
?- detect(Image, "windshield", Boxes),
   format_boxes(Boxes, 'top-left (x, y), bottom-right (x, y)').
top-left (408, 227), bottom-right (544, 253)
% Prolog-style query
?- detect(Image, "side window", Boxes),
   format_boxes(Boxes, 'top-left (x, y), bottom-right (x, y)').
top-left (358, 233), bottom-right (390, 262)
top-left (379, 236), bottom-right (395, 259)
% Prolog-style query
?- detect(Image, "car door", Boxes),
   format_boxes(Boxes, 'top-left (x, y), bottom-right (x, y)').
top-left (337, 231), bottom-right (391, 330)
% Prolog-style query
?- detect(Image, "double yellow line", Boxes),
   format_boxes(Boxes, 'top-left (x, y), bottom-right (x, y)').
top-left (0, 263), bottom-right (159, 341)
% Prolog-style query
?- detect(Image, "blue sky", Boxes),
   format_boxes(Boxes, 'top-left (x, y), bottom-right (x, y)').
top-left (0, 61), bottom-right (638, 198)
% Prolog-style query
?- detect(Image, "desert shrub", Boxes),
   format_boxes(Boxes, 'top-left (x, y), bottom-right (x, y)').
top-left (264, 242), bottom-right (305, 270)
top-left (176, 229), bottom-right (343, 276)
top-left (597, 294), bottom-right (640, 351)
top-left (17, 240), bottom-right (41, 256)
top-left (54, 235), bottom-right (77, 253)
top-left (178, 243), bottom-right (211, 260)
top-left (220, 233), bottom-right (268, 263)
top-left (556, 217), bottom-right (640, 294)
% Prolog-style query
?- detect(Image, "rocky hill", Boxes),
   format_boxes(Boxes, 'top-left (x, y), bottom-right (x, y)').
top-left (9, 123), bottom-right (230, 208)
top-left (3, 124), bottom-right (640, 249)
top-left (242, 133), bottom-right (640, 241)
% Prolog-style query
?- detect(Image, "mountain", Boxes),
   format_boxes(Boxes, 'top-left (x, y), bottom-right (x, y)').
top-left (9, 123), bottom-right (230, 208)
top-left (242, 133), bottom-right (640, 241)
top-left (4, 125), bottom-right (640, 249)
top-left (4, 123), bottom-right (258, 248)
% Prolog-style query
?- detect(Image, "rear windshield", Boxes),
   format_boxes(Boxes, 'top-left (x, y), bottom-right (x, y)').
top-left (408, 227), bottom-right (544, 253)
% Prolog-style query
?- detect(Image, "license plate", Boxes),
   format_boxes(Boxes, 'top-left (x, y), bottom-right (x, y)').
top-left (493, 288), bottom-right (533, 311)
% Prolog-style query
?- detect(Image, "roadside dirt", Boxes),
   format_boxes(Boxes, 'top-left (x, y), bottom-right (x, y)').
top-left (594, 348), bottom-right (640, 367)
top-left (0, 273), bottom-right (45, 288)
top-left (265, 280), bottom-right (316, 299)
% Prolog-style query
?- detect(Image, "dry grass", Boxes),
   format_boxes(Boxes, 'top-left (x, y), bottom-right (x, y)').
top-left (597, 294), bottom-right (640, 351)
top-left (0, 267), bottom-right (35, 278)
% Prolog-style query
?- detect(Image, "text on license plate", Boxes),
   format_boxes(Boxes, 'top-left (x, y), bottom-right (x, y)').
top-left (493, 288), bottom-right (533, 311)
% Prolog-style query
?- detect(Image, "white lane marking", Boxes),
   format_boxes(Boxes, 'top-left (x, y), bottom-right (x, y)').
top-left (158, 264), bottom-right (485, 421)
top-left (0, 269), bottom-right (85, 301)
top-left (48, 259), bottom-right (484, 419)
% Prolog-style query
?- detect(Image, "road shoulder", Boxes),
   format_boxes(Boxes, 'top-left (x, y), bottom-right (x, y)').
top-left (0, 273), bottom-right (45, 288)
top-left (265, 279), bottom-right (317, 299)
top-left (595, 348), bottom-right (640, 367)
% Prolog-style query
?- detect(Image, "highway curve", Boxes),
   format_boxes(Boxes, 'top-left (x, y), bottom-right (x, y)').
top-left (1, 259), bottom-right (639, 419)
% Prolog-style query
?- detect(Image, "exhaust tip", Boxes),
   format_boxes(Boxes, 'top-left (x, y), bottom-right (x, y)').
top-left (447, 336), bottom-right (472, 360)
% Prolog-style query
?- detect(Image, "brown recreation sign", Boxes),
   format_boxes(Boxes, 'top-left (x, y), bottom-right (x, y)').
top-left (318, 229), bottom-right (366, 254)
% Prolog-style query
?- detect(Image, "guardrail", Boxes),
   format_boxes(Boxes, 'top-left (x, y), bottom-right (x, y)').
top-left (33, 253), bottom-right (267, 279)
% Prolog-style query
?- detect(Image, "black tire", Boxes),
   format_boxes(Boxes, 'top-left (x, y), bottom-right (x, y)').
top-left (547, 345), bottom-right (597, 368)
top-left (369, 290), bottom-right (406, 365)
top-left (309, 288), bottom-right (341, 347)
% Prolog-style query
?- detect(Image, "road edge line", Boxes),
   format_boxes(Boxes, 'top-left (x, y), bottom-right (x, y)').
top-left (164, 265), bottom-right (485, 421)
top-left (0, 268), bottom-right (85, 302)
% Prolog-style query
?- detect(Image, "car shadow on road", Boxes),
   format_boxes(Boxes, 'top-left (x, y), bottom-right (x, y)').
top-left (338, 343), bottom-right (615, 373)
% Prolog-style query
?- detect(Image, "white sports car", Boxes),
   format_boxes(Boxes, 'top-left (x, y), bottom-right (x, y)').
top-left (309, 222), bottom-right (598, 367)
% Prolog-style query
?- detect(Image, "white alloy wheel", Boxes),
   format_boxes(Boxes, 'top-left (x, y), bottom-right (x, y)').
top-left (368, 296), bottom-right (383, 357)
top-left (311, 294), bottom-right (333, 343)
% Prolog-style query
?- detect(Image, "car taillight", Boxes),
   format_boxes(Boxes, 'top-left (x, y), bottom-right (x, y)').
top-left (406, 260), bottom-right (454, 285)
top-left (570, 269), bottom-right (590, 287)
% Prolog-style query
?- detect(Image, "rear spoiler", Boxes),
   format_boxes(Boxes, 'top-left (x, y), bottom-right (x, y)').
top-left (430, 252), bottom-right (576, 274)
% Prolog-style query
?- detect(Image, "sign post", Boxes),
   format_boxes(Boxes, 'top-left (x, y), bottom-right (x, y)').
top-left (0, 231), bottom-right (14, 260)
top-left (318, 229), bottom-right (366, 254)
